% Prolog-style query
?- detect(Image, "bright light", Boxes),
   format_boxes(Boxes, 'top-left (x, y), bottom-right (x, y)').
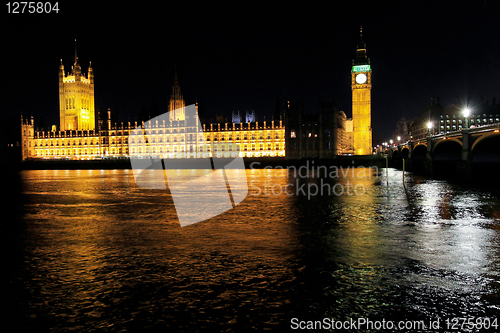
top-left (397, 136), bottom-right (401, 141)
top-left (463, 108), bottom-right (471, 117)
top-left (390, 139), bottom-right (393, 144)
top-left (355, 73), bottom-right (367, 84)
top-left (427, 122), bottom-right (433, 129)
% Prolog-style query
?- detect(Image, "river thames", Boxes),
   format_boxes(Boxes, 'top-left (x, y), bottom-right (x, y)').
top-left (1, 168), bottom-right (499, 332)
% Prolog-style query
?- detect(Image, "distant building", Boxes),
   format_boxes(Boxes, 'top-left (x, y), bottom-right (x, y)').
top-left (245, 109), bottom-right (256, 123)
top-left (216, 114), bottom-right (225, 123)
top-left (409, 98), bottom-right (443, 140)
top-left (230, 109), bottom-right (256, 124)
top-left (232, 110), bottom-right (241, 123)
top-left (284, 98), bottom-right (341, 159)
top-left (436, 99), bottom-right (500, 134)
top-left (337, 111), bottom-right (347, 155)
top-left (408, 97), bottom-right (500, 140)
top-left (393, 116), bottom-right (410, 143)
top-left (344, 118), bottom-right (354, 154)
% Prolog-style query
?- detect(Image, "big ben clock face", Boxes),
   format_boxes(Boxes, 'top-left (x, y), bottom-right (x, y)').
top-left (355, 73), bottom-right (367, 84)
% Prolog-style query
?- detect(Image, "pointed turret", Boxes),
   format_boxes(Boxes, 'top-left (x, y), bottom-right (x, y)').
top-left (88, 60), bottom-right (94, 85)
top-left (168, 67), bottom-right (186, 121)
top-left (354, 26), bottom-right (369, 66)
top-left (59, 59), bottom-right (65, 82)
top-left (172, 67), bottom-right (180, 95)
top-left (72, 39), bottom-right (81, 76)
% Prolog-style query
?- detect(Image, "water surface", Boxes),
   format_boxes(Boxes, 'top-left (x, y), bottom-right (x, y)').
top-left (1, 168), bottom-right (499, 332)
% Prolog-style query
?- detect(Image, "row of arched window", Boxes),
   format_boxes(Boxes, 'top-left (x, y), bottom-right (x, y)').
top-left (65, 97), bottom-right (91, 109)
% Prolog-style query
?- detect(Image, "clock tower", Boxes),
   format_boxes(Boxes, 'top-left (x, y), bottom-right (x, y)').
top-left (351, 26), bottom-right (372, 155)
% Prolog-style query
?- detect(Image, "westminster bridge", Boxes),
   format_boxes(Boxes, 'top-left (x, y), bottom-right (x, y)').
top-left (384, 123), bottom-right (500, 178)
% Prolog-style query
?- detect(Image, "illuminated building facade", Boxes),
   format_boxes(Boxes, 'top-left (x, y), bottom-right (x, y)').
top-left (20, 63), bottom-right (285, 160)
top-left (409, 97), bottom-right (500, 140)
top-left (22, 35), bottom-right (377, 161)
top-left (351, 26), bottom-right (373, 155)
top-left (337, 111), bottom-right (348, 154)
top-left (344, 118), bottom-right (354, 154)
top-left (128, 115), bottom-right (285, 159)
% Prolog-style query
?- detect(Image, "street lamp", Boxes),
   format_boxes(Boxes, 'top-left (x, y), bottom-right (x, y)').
top-left (427, 121), bottom-right (433, 136)
top-left (463, 108), bottom-right (470, 129)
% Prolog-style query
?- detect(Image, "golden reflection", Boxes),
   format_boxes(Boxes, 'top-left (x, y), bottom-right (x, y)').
top-left (16, 167), bottom-right (500, 329)
top-left (334, 168), bottom-right (382, 265)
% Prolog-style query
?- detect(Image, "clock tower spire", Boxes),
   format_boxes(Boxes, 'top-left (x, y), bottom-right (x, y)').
top-left (354, 26), bottom-right (369, 65)
top-left (351, 26), bottom-right (372, 155)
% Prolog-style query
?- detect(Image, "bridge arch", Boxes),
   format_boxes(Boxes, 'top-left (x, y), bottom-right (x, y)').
top-left (411, 144), bottom-right (427, 160)
top-left (471, 133), bottom-right (500, 163)
top-left (401, 147), bottom-right (409, 159)
top-left (414, 142), bottom-right (427, 148)
top-left (432, 139), bottom-right (462, 161)
top-left (432, 137), bottom-right (462, 152)
top-left (471, 132), bottom-right (500, 152)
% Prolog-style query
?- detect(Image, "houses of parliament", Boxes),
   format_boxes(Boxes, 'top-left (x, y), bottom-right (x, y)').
top-left (21, 31), bottom-right (373, 161)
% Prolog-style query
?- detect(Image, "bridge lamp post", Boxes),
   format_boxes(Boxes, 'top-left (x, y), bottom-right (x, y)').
top-left (427, 121), bottom-right (433, 136)
top-left (463, 108), bottom-right (470, 130)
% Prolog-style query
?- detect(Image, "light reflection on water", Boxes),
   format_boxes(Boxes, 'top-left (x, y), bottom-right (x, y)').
top-left (0, 168), bottom-right (499, 332)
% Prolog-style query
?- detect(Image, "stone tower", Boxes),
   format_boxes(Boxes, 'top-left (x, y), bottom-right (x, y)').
top-left (351, 26), bottom-right (372, 155)
top-left (168, 70), bottom-right (186, 121)
top-left (59, 41), bottom-right (95, 131)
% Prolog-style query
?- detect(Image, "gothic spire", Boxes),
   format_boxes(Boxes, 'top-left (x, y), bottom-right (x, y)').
top-left (354, 26), bottom-right (368, 65)
top-left (172, 66), bottom-right (180, 95)
top-left (72, 39), bottom-right (81, 75)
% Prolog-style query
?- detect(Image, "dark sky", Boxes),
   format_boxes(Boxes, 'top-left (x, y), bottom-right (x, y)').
top-left (3, 1), bottom-right (500, 144)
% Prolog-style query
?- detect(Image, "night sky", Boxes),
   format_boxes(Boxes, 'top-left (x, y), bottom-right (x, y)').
top-left (3, 1), bottom-right (500, 144)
